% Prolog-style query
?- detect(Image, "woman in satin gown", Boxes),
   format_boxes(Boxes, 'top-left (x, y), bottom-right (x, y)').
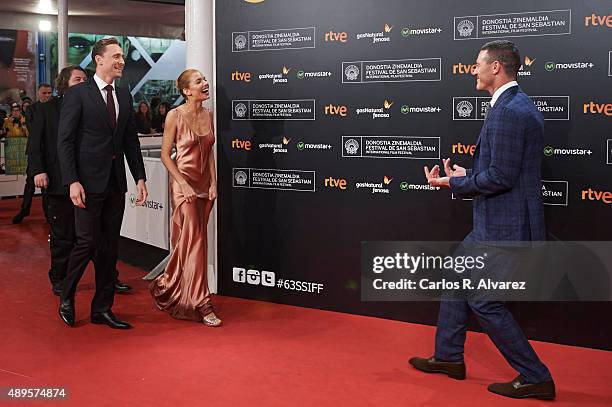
top-left (150, 69), bottom-right (221, 326)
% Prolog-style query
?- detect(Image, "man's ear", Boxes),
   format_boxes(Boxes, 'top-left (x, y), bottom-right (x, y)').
top-left (492, 61), bottom-right (501, 75)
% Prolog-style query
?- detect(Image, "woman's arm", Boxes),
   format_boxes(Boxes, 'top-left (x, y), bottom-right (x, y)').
top-left (207, 111), bottom-right (217, 201)
top-left (161, 109), bottom-right (196, 203)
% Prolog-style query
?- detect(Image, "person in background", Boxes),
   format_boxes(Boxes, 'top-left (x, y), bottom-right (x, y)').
top-left (20, 97), bottom-right (33, 117)
top-left (2, 102), bottom-right (27, 138)
top-left (27, 68), bottom-right (87, 294)
top-left (134, 101), bottom-right (153, 134)
top-left (151, 101), bottom-right (171, 133)
top-left (13, 84), bottom-right (53, 224)
top-left (2, 103), bottom-right (28, 200)
top-left (150, 95), bottom-right (161, 116)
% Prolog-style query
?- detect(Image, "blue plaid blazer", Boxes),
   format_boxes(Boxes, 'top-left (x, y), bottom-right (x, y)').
top-left (450, 86), bottom-right (545, 241)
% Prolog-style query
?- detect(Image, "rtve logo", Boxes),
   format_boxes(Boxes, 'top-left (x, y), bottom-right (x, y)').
top-left (584, 13), bottom-right (612, 27)
top-left (581, 188), bottom-right (612, 204)
top-left (233, 267), bottom-right (276, 286)
top-left (452, 143), bottom-right (476, 156)
top-left (324, 30), bottom-right (348, 42)
top-left (583, 102), bottom-right (612, 116)
top-left (231, 70), bottom-right (251, 82)
top-left (324, 176), bottom-right (347, 190)
top-left (231, 139), bottom-right (252, 151)
top-left (452, 62), bottom-right (476, 75)
top-left (324, 103), bottom-right (348, 117)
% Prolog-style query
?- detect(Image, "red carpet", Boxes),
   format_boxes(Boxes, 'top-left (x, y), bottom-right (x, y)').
top-left (1, 197), bottom-right (611, 406)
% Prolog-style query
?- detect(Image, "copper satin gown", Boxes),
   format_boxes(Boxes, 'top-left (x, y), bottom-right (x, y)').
top-left (150, 109), bottom-right (215, 321)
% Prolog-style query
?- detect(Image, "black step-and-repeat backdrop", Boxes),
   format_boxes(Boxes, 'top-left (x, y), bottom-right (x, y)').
top-left (216, 0), bottom-right (612, 349)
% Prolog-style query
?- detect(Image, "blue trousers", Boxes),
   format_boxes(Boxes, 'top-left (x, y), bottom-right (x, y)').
top-left (435, 299), bottom-right (552, 384)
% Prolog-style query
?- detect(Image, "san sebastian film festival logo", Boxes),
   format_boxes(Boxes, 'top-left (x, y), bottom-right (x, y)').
top-left (234, 33), bottom-right (247, 50)
top-left (234, 170), bottom-right (248, 187)
top-left (234, 102), bottom-right (248, 119)
top-left (456, 99), bottom-right (475, 118)
top-left (344, 138), bottom-right (361, 156)
top-left (344, 63), bottom-right (360, 82)
top-left (456, 18), bottom-right (476, 38)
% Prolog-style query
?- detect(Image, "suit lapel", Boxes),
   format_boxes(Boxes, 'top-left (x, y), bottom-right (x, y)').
top-left (85, 79), bottom-right (113, 131)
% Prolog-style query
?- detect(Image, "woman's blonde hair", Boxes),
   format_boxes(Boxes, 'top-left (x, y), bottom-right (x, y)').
top-left (177, 68), bottom-right (200, 98)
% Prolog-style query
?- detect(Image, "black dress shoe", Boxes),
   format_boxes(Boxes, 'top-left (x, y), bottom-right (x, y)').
top-left (409, 356), bottom-right (466, 380)
top-left (12, 211), bottom-right (28, 224)
top-left (115, 279), bottom-right (132, 294)
top-left (91, 311), bottom-right (132, 329)
top-left (488, 375), bottom-right (555, 400)
top-left (59, 299), bottom-right (75, 327)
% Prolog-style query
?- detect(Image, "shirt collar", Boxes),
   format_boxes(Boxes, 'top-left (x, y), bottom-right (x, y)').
top-left (93, 74), bottom-right (115, 91)
top-left (490, 81), bottom-right (518, 107)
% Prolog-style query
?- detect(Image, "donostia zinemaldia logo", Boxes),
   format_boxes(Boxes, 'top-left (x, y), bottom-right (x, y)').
top-left (235, 171), bottom-right (248, 186)
top-left (344, 138), bottom-right (360, 155)
top-left (234, 103), bottom-right (247, 118)
top-left (456, 100), bottom-right (474, 118)
top-left (545, 61), bottom-right (555, 71)
top-left (344, 64), bottom-right (360, 81)
top-left (234, 34), bottom-right (247, 50)
top-left (457, 19), bottom-right (475, 37)
top-left (129, 193), bottom-right (136, 207)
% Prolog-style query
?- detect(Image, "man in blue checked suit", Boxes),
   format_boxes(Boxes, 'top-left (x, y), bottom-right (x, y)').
top-left (410, 40), bottom-right (555, 400)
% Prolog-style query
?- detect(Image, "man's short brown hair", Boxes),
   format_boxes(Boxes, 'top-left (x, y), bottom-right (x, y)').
top-left (91, 37), bottom-right (121, 64)
top-left (480, 40), bottom-right (521, 77)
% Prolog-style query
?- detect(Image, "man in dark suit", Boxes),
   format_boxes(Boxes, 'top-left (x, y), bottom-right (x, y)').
top-left (411, 40), bottom-right (555, 400)
top-left (57, 38), bottom-right (147, 329)
top-left (28, 68), bottom-right (87, 294)
top-left (12, 84), bottom-right (52, 224)
top-left (28, 66), bottom-right (133, 296)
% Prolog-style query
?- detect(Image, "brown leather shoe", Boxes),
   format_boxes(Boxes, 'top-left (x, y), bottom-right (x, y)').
top-left (409, 356), bottom-right (466, 380)
top-left (488, 375), bottom-right (555, 400)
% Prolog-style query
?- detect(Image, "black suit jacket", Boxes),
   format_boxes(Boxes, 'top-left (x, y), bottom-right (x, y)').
top-left (57, 78), bottom-right (146, 194)
top-left (24, 101), bottom-right (41, 156)
top-left (27, 97), bottom-right (67, 194)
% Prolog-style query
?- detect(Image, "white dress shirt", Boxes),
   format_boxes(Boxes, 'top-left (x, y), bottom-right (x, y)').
top-left (93, 74), bottom-right (119, 121)
top-left (490, 80), bottom-right (518, 108)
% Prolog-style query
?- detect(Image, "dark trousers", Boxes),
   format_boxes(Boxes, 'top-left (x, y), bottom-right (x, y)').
top-left (434, 299), bottom-right (552, 384)
top-left (19, 173), bottom-right (35, 215)
top-left (45, 193), bottom-right (75, 285)
top-left (60, 176), bottom-right (125, 313)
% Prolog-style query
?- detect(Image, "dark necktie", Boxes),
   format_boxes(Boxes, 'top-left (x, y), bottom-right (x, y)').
top-left (104, 84), bottom-right (116, 128)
